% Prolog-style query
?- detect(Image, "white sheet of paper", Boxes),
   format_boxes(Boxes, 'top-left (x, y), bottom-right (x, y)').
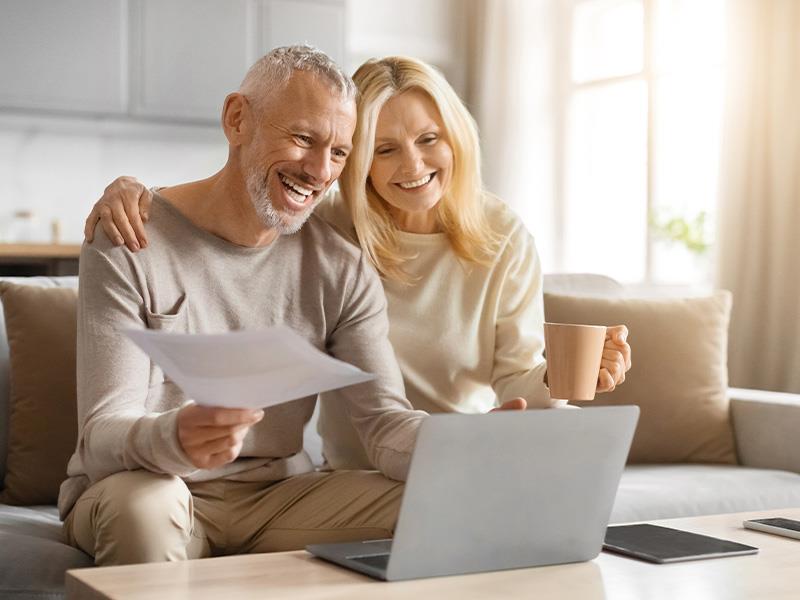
top-left (124, 326), bottom-right (375, 409)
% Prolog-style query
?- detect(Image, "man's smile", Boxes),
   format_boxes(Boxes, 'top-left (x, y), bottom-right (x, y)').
top-left (279, 172), bottom-right (318, 208)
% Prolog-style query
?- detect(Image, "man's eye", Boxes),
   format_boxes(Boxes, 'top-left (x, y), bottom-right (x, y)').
top-left (332, 149), bottom-right (348, 159)
top-left (295, 135), bottom-right (312, 145)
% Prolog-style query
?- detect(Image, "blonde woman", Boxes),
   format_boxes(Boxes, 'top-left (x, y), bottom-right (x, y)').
top-left (84, 56), bottom-right (631, 469)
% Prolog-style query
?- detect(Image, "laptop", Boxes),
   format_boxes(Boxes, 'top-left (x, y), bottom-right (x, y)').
top-left (307, 405), bottom-right (639, 581)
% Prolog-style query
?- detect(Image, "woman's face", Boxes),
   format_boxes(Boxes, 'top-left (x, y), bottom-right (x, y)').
top-left (368, 89), bottom-right (454, 233)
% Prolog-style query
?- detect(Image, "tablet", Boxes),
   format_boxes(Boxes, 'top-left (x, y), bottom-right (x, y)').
top-left (603, 524), bottom-right (759, 564)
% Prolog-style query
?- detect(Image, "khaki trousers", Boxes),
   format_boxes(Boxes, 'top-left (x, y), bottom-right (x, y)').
top-left (64, 469), bottom-right (404, 566)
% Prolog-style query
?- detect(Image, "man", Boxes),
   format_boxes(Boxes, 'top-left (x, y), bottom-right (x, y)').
top-left (60, 46), bottom-right (430, 565)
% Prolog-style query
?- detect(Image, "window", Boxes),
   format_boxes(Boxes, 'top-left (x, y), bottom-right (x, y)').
top-left (555, 0), bottom-right (726, 285)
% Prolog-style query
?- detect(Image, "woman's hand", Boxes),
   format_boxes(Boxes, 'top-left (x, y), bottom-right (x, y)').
top-left (491, 397), bottom-right (528, 411)
top-left (84, 176), bottom-right (152, 252)
top-left (596, 325), bottom-right (632, 393)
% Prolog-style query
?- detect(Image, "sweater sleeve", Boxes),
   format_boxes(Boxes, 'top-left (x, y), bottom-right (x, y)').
top-left (490, 224), bottom-right (553, 408)
top-left (327, 255), bottom-right (427, 481)
top-left (73, 242), bottom-right (198, 483)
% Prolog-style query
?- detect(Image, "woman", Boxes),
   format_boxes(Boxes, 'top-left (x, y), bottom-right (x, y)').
top-left (84, 56), bottom-right (631, 469)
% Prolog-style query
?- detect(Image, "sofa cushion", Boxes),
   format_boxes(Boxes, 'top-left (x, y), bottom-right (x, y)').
top-left (544, 291), bottom-right (736, 464)
top-left (0, 283), bottom-right (78, 505)
top-left (611, 464), bottom-right (800, 523)
top-left (0, 276), bottom-right (78, 490)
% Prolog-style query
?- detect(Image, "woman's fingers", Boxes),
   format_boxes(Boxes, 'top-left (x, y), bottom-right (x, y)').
top-left (602, 349), bottom-right (626, 384)
top-left (605, 325), bottom-right (632, 370)
top-left (84, 205), bottom-right (100, 242)
top-left (140, 189), bottom-right (154, 222)
top-left (597, 368), bottom-right (615, 392)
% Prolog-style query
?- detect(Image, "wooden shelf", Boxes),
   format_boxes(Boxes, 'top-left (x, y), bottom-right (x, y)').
top-left (0, 243), bottom-right (81, 259)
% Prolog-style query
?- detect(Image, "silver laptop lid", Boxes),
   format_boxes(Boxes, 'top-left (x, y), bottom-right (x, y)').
top-left (387, 405), bottom-right (639, 580)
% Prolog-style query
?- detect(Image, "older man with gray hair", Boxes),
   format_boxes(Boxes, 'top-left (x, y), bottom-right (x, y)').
top-left (59, 45), bottom-right (427, 566)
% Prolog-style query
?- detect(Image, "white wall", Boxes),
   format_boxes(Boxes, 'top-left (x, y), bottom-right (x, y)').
top-left (0, 115), bottom-right (227, 243)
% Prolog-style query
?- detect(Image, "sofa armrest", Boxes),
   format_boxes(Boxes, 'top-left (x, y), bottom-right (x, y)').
top-left (730, 387), bottom-right (800, 472)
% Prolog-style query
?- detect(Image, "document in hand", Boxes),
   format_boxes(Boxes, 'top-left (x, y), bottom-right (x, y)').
top-left (124, 326), bottom-right (375, 409)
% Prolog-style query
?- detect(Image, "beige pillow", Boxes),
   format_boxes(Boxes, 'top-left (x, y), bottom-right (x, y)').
top-left (544, 291), bottom-right (736, 464)
top-left (0, 282), bottom-right (78, 505)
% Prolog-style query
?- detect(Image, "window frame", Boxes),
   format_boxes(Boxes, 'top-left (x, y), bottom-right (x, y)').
top-left (553, 0), bottom-right (722, 286)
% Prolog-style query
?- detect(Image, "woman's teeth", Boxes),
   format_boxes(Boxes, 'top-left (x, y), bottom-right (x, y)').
top-left (399, 173), bottom-right (434, 189)
top-left (279, 174), bottom-right (313, 203)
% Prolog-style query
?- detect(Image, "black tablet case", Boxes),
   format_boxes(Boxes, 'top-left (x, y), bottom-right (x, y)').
top-left (604, 524), bottom-right (758, 564)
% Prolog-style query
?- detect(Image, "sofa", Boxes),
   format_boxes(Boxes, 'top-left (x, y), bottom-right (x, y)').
top-left (1, 274), bottom-right (800, 600)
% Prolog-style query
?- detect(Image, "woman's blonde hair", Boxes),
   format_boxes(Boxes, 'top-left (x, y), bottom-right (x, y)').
top-left (340, 56), bottom-right (500, 282)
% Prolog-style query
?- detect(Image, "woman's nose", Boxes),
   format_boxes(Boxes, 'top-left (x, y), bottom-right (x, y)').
top-left (400, 148), bottom-right (424, 175)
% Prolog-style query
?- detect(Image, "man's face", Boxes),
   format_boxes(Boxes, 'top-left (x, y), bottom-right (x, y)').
top-left (242, 71), bottom-right (356, 234)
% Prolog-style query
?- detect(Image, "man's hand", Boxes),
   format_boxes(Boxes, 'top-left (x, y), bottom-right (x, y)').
top-left (177, 404), bottom-right (264, 469)
top-left (596, 325), bottom-right (632, 393)
top-left (84, 176), bottom-right (152, 252)
top-left (491, 397), bottom-right (528, 412)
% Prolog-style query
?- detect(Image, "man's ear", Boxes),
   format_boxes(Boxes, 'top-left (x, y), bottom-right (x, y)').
top-left (221, 93), bottom-right (250, 145)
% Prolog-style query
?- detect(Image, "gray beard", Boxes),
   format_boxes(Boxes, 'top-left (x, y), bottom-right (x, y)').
top-left (245, 170), bottom-right (316, 235)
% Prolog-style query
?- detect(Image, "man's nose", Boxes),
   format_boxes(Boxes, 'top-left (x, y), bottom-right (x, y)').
top-left (303, 149), bottom-right (332, 184)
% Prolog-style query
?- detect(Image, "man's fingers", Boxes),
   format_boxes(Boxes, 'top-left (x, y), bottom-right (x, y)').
top-left (190, 446), bottom-right (241, 470)
top-left (181, 421), bottom-right (253, 447)
top-left (189, 431), bottom-right (247, 456)
top-left (187, 407), bottom-right (264, 428)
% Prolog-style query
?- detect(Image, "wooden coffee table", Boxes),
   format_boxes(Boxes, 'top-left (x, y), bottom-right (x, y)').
top-left (67, 508), bottom-right (800, 599)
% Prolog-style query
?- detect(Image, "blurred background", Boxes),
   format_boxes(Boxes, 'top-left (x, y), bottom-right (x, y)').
top-left (0, 0), bottom-right (797, 392)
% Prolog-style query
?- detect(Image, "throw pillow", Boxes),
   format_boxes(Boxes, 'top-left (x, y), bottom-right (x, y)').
top-left (0, 282), bottom-right (78, 505)
top-left (544, 291), bottom-right (736, 464)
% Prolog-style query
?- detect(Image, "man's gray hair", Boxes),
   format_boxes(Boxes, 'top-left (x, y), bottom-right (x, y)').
top-left (239, 45), bottom-right (356, 111)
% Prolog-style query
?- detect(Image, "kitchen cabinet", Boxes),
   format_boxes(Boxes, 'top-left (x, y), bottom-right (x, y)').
top-left (263, 0), bottom-right (345, 68)
top-left (0, 0), bottom-right (127, 114)
top-left (0, 0), bottom-right (346, 123)
top-left (129, 0), bottom-right (254, 121)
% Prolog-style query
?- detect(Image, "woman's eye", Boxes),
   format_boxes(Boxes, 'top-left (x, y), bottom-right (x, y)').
top-left (420, 134), bottom-right (438, 145)
top-left (376, 146), bottom-right (394, 155)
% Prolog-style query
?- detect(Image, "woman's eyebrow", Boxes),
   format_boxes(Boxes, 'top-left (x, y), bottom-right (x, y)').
top-left (375, 124), bottom-right (439, 143)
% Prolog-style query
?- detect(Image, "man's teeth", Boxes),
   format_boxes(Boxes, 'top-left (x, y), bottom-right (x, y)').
top-left (279, 174), bottom-right (313, 201)
top-left (399, 173), bottom-right (433, 189)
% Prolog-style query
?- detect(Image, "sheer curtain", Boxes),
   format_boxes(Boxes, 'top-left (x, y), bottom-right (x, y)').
top-left (464, 0), bottom-right (558, 267)
top-left (716, 0), bottom-right (800, 393)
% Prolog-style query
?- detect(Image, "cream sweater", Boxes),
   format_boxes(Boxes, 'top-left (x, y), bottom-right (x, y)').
top-left (316, 193), bottom-right (551, 469)
top-left (58, 193), bottom-right (426, 518)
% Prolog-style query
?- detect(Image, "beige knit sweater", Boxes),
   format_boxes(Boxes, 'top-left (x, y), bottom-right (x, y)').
top-left (58, 193), bottom-right (426, 518)
top-left (316, 193), bottom-right (551, 469)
